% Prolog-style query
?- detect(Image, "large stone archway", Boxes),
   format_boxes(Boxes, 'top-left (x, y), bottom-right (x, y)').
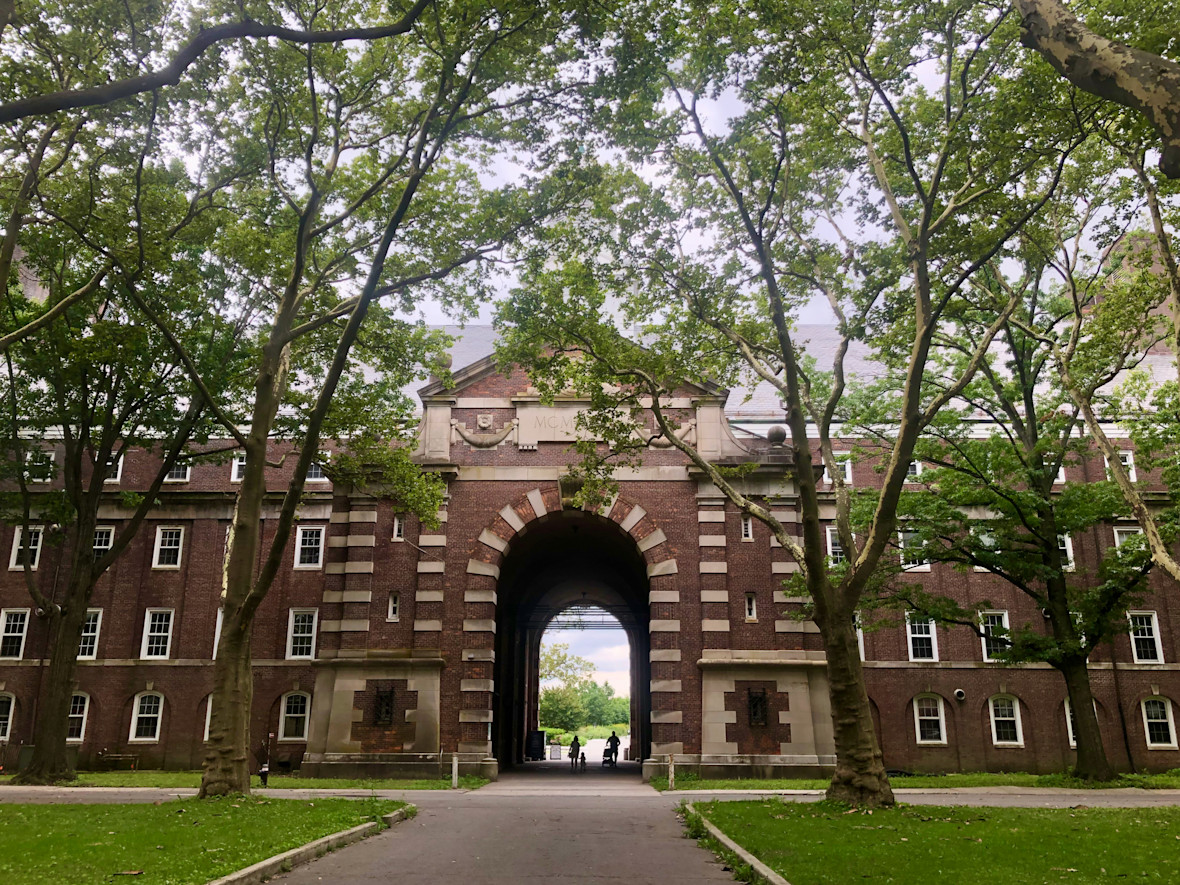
top-left (458, 487), bottom-right (678, 768)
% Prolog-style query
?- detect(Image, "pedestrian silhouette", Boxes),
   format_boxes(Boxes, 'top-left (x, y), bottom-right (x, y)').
top-left (604, 731), bottom-right (621, 767)
top-left (568, 736), bottom-right (581, 771)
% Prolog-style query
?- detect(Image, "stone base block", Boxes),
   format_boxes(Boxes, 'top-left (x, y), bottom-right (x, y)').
top-left (640, 753), bottom-right (836, 783)
top-left (300, 752), bottom-right (492, 780)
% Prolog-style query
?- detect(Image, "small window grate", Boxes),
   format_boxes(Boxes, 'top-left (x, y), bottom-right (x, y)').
top-left (374, 688), bottom-right (396, 726)
top-left (748, 688), bottom-right (769, 727)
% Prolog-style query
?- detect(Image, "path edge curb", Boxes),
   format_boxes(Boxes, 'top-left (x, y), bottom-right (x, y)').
top-left (205, 803), bottom-right (415, 885)
top-left (685, 801), bottom-right (791, 885)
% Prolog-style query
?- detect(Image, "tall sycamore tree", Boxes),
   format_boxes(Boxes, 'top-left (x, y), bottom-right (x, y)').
top-left (499, 0), bottom-right (1085, 806)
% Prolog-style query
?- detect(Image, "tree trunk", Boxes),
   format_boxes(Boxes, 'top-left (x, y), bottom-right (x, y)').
top-left (11, 587), bottom-right (90, 784)
top-left (1058, 655), bottom-right (1115, 781)
top-left (198, 608), bottom-right (256, 796)
top-left (819, 613), bottom-right (895, 807)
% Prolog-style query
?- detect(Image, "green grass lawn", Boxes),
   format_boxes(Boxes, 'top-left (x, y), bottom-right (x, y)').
top-left (691, 799), bottom-right (1180, 885)
top-left (0, 796), bottom-right (404, 885)
top-left (652, 769), bottom-right (1180, 791)
top-left (0, 770), bottom-right (488, 790)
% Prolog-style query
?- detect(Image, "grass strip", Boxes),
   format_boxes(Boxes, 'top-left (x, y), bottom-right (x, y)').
top-left (652, 769), bottom-right (1180, 791)
top-left (0, 796), bottom-right (404, 885)
top-left (0, 771), bottom-right (488, 790)
top-left (694, 799), bottom-right (1180, 885)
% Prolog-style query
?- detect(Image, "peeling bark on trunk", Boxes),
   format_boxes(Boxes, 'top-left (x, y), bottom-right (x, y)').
top-left (1014, 0), bottom-right (1180, 178)
top-left (819, 613), bottom-right (894, 807)
top-left (199, 609), bottom-right (255, 796)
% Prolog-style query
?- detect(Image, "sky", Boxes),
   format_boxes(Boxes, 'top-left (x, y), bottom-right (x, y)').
top-left (541, 616), bottom-right (632, 696)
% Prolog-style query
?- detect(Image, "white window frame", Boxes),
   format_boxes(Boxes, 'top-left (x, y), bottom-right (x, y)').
top-left (103, 453), bottom-right (123, 483)
top-left (1065, 698), bottom-right (1078, 749)
top-left (213, 608), bottom-right (224, 660)
top-left (92, 526), bottom-right (114, 561)
top-left (980, 610), bottom-right (1009, 662)
top-left (0, 692), bottom-right (12, 741)
top-left (392, 515), bottom-right (405, 540)
top-left (305, 454), bottom-right (329, 482)
top-left (286, 608), bottom-right (318, 660)
top-left (971, 526), bottom-right (997, 572)
top-left (293, 525), bottom-right (325, 569)
top-left (1058, 534), bottom-right (1075, 572)
top-left (163, 462), bottom-right (191, 483)
top-left (905, 460), bottom-right (923, 480)
top-left (0, 608), bottom-right (29, 660)
top-left (826, 526), bottom-right (847, 565)
top-left (854, 612), bottom-right (865, 662)
top-left (913, 694), bottom-right (947, 746)
top-left (1106, 450), bottom-right (1137, 483)
top-left (152, 526), bottom-right (184, 569)
top-left (1054, 463), bottom-right (1066, 484)
top-left (740, 515), bottom-right (753, 541)
top-left (278, 691), bottom-right (311, 741)
top-left (9, 525), bottom-right (43, 570)
top-left (203, 695), bottom-right (213, 742)
top-left (1142, 697), bottom-right (1178, 750)
top-left (1114, 526), bottom-right (1144, 549)
top-left (898, 529), bottom-right (930, 572)
top-left (140, 608), bottom-right (174, 659)
top-left (823, 452), bottom-right (853, 485)
top-left (231, 452), bottom-right (247, 482)
top-left (26, 449), bottom-right (54, 483)
top-left (906, 613), bottom-right (939, 662)
top-left (744, 592), bottom-right (757, 622)
top-left (129, 691), bottom-right (163, 742)
top-left (988, 695), bottom-right (1024, 747)
top-left (66, 692), bottom-right (90, 743)
top-left (387, 591), bottom-right (400, 622)
top-left (77, 608), bottom-right (102, 660)
top-left (1128, 610), bottom-right (1163, 664)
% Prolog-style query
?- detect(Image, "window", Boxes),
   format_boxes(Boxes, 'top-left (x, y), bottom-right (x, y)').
top-left (306, 456), bottom-right (328, 481)
top-left (140, 609), bottom-right (173, 659)
top-left (898, 529), bottom-right (929, 571)
top-left (1053, 463), bottom-right (1066, 484)
top-left (279, 692), bottom-right (310, 740)
top-left (374, 688), bottom-right (396, 726)
top-left (1114, 526), bottom-right (1144, 549)
top-left (387, 591), bottom-right (400, 622)
top-left (0, 693), bottom-right (12, 740)
top-left (1106, 450), bottom-right (1137, 483)
top-left (744, 592), bottom-right (757, 621)
top-left (213, 609), bottom-right (223, 659)
top-left (1128, 611), bottom-right (1163, 664)
top-left (203, 696), bottom-right (213, 742)
top-left (854, 612), bottom-right (865, 661)
top-left (25, 449), bottom-right (53, 483)
top-left (823, 453), bottom-right (853, 485)
top-left (740, 515), bottom-right (753, 541)
top-left (0, 609), bottom-right (29, 659)
top-left (914, 695), bottom-right (946, 745)
top-left (907, 613), bottom-right (938, 661)
top-left (1058, 534), bottom-right (1075, 571)
top-left (1065, 699), bottom-right (1078, 749)
top-left (77, 609), bottom-right (102, 660)
top-left (66, 693), bottom-right (89, 742)
top-left (980, 611), bottom-right (1009, 662)
top-left (129, 692), bottom-right (163, 741)
top-left (748, 688), bottom-right (769, 727)
top-left (9, 525), bottom-right (43, 570)
top-left (294, 526), bottom-right (324, 568)
top-left (971, 526), bottom-right (997, 572)
top-left (92, 526), bottom-right (114, 561)
top-left (286, 609), bottom-right (317, 659)
top-left (163, 462), bottom-right (191, 482)
top-left (104, 454), bottom-right (123, 483)
top-left (231, 452), bottom-right (247, 482)
top-left (152, 526), bottom-right (184, 569)
top-left (392, 515), bottom-right (405, 540)
top-left (827, 526), bottom-right (847, 565)
top-left (1142, 698), bottom-right (1177, 749)
top-left (989, 696), bottom-right (1024, 746)
top-left (906, 460), bottom-right (923, 480)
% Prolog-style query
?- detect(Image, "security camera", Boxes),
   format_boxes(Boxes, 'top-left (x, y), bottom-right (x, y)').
top-left (953, 688), bottom-right (967, 701)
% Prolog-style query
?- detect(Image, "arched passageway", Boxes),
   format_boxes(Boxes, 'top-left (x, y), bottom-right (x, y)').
top-left (493, 510), bottom-right (650, 767)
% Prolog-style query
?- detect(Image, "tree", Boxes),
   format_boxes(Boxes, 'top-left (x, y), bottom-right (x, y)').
top-left (539, 685), bottom-right (586, 733)
top-left (0, 95), bottom-right (248, 782)
top-left (1014, 0), bottom-right (1180, 178)
top-left (877, 168), bottom-right (1166, 778)
top-left (192, 0), bottom-right (603, 796)
top-left (540, 641), bottom-right (594, 688)
top-left (499, 0), bottom-right (1084, 806)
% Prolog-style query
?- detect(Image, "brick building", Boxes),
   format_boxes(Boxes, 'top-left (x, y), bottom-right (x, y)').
top-left (0, 327), bottom-right (1177, 779)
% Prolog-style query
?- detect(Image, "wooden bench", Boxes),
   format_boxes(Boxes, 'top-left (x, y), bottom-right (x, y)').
top-left (97, 753), bottom-right (139, 771)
